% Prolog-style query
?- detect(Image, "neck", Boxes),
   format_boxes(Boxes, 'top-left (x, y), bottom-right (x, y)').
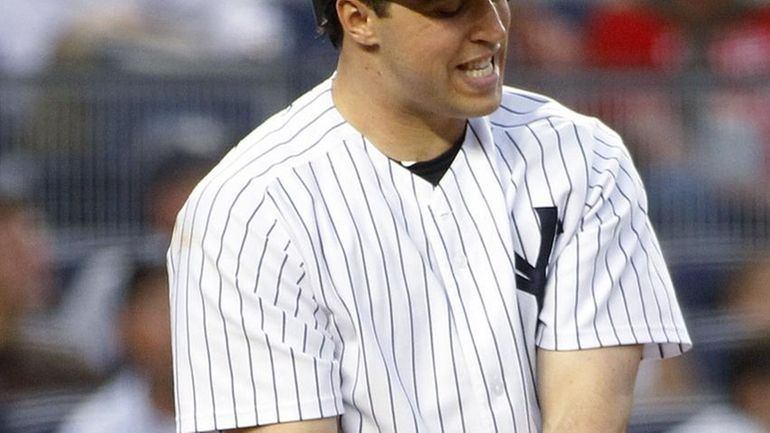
top-left (333, 50), bottom-right (467, 162)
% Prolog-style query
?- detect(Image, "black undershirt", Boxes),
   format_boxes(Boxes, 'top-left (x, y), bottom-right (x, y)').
top-left (399, 132), bottom-right (465, 186)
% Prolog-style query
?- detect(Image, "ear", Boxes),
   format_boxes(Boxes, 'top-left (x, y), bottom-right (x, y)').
top-left (337, 0), bottom-right (381, 47)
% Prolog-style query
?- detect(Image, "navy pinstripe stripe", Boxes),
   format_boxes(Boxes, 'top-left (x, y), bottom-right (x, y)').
top-left (552, 260), bottom-right (561, 349)
top-left (526, 123), bottom-right (559, 207)
top-left (446, 306), bottom-right (469, 433)
top-left (490, 115), bottom-right (565, 129)
top-left (591, 210), bottom-right (623, 344)
top-left (570, 122), bottom-right (606, 346)
top-left (505, 131), bottom-right (543, 233)
top-left (290, 347), bottom-right (302, 419)
top-left (190, 194), bottom-right (219, 426)
top-left (232, 196), bottom-right (266, 423)
top-left (273, 240), bottom-right (291, 307)
top-left (260, 299), bottom-right (280, 422)
top-left (491, 142), bottom-right (530, 264)
top-left (170, 202), bottom-right (194, 433)
top-left (546, 119), bottom-right (580, 348)
top-left (643, 223), bottom-right (686, 346)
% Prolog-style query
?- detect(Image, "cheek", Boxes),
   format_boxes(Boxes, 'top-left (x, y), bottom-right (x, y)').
top-left (380, 22), bottom-right (455, 73)
top-left (404, 43), bottom-right (456, 84)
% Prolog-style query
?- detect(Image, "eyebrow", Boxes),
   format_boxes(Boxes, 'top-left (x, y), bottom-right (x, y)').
top-left (391, 0), bottom-right (460, 10)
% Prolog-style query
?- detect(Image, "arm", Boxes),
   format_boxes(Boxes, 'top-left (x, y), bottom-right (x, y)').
top-left (537, 345), bottom-right (642, 433)
top-left (226, 417), bottom-right (340, 433)
top-left (169, 187), bottom-right (342, 432)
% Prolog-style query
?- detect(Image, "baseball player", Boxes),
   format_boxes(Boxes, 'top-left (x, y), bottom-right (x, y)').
top-left (168, 1), bottom-right (692, 432)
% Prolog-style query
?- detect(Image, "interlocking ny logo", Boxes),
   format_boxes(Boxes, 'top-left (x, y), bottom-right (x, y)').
top-left (515, 207), bottom-right (561, 314)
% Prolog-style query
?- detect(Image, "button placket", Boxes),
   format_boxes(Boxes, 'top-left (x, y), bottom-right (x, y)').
top-left (490, 378), bottom-right (505, 397)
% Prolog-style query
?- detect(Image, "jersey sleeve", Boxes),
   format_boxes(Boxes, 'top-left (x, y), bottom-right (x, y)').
top-left (168, 179), bottom-right (343, 432)
top-left (535, 119), bottom-right (692, 359)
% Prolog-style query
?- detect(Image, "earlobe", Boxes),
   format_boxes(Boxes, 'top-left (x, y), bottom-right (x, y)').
top-left (337, 0), bottom-right (380, 47)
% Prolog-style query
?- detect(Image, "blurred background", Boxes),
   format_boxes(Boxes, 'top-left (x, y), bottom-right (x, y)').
top-left (1, 0), bottom-right (769, 432)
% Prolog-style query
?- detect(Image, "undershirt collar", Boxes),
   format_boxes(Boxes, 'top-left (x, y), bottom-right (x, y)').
top-left (398, 130), bottom-right (466, 186)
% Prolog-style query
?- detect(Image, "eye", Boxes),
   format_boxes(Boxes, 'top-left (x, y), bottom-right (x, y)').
top-left (431, 0), bottom-right (464, 17)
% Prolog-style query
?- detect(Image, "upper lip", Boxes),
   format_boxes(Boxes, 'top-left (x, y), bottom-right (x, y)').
top-left (458, 42), bottom-right (501, 69)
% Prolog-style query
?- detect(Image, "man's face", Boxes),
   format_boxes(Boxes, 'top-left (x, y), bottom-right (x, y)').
top-left (368, 0), bottom-right (510, 121)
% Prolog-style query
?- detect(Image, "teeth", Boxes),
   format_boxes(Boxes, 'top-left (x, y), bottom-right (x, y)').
top-left (467, 59), bottom-right (491, 69)
top-left (463, 58), bottom-right (494, 78)
top-left (462, 57), bottom-right (495, 77)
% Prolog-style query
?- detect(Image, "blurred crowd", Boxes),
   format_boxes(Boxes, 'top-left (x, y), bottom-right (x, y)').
top-left (509, 0), bottom-right (770, 74)
top-left (510, 0), bottom-right (770, 205)
top-left (0, 139), bottom-right (216, 432)
top-left (0, 0), bottom-right (298, 75)
top-left (2, 0), bottom-right (770, 75)
top-left (1, 0), bottom-right (770, 433)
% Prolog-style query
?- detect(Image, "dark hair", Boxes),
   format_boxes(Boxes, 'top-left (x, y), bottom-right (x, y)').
top-left (316, 0), bottom-right (389, 48)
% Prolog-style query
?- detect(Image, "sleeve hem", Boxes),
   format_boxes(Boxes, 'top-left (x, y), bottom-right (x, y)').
top-left (177, 394), bottom-right (344, 433)
top-left (536, 326), bottom-right (692, 359)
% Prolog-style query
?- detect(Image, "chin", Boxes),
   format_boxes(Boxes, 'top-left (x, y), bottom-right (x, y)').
top-left (461, 94), bottom-right (503, 118)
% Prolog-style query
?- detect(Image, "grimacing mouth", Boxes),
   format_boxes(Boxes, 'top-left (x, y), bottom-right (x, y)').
top-left (459, 55), bottom-right (494, 71)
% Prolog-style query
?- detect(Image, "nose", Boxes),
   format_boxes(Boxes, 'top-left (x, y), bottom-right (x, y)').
top-left (471, 0), bottom-right (509, 47)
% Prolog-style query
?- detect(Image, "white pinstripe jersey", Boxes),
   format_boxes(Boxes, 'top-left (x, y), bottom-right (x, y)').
top-left (168, 77), bottom-right (692, 433)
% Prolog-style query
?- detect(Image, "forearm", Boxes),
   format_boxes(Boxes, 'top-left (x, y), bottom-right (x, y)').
top-left (541, 398), bottom-right (632, 433)
top-left (538, 345), bottom-right (643, 433)
top-left (227, 417), bottom-right (340, 433)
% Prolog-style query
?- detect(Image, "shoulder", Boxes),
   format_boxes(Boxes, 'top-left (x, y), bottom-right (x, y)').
top-left (179, 78), bottom-right (351, 224)
top-left (486, 86), bottom-right (640, 209)
top-left (490, 85), bottom-right (625, 157)
top-left (492, 86), bottom-right (608, 133)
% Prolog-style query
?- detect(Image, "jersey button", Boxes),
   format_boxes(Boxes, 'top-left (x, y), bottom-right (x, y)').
top-left (491, 381), bottom-right (505, 396)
